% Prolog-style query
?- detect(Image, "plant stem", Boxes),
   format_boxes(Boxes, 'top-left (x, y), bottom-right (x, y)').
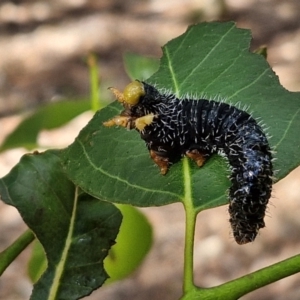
top-left (182, 252), bottom-right (300, 300)
top-left (182, 157), bottom-right (198, 293)
top-left (207, 252), bottom-right (300, 299)
top-left (0, 229), bottom-right (35, 276)
top-left (87, 53), bottom-right (100, 112)
top-left (183, 204), bottom-right (197, 293)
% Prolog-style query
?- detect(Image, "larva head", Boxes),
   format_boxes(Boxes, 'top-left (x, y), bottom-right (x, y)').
top-left (123, 81), bottom-right (145, 105)
top-left (109, 81), bottom-right (145, 106)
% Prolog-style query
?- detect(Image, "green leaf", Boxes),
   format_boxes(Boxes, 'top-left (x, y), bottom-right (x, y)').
top-left (123, 52), bottom-right (160, 80)
top-left (27, 204), bottom-right (153, 285)
top-left (0, 100), bottom-right (91, 152)
top-left (104, 204), bottom-right (153, 283)
top-left (0, 150), bottom-right (122, 299)
top-left (61, 21), bottom-right (300, 212)
top-left (28, 240), bottom-right (47, 283)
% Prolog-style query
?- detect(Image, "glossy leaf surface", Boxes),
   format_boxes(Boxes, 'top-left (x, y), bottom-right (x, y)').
top-left (62, 22), bottom-right (300, 212)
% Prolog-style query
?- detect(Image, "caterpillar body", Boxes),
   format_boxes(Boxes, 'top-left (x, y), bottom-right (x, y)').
top-left (104, 81), bottom-right (273, 245)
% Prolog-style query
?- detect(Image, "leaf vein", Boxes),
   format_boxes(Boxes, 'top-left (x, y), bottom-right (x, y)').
top-left (78, 140), bottom-right (182, 199)
top-left (226, 68), bottom-right (269, 100)
top-left (202, 54), bottom-right (242, 93)
top-left (165, 46), bottom-right (180, 96)
top-left (179, 23), bottom-right (235, 88)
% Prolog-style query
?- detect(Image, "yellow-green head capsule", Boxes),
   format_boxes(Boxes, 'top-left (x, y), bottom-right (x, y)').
top-left (123, 81), bottom-right (145, 105)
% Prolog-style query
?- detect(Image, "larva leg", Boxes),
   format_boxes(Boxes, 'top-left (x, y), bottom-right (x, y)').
top-left (135, 114), bottom-right (156, 131)
top-left (103, 115), bottom-right (132, 129)
top-left (185, 149), bottom-right (207, 167)
top-left (150, 150), bottom-right (170, 175)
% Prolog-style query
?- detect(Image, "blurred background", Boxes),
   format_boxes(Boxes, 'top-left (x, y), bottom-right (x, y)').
top-left (0, 0), bottom-right (300, 299)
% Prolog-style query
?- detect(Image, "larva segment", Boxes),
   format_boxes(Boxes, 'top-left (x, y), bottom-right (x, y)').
top-left (104, 80), bottom-right (273, 245)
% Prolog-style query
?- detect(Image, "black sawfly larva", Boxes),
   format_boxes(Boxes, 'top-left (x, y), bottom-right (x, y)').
top-left (103, 80), bottom-right (273, 245)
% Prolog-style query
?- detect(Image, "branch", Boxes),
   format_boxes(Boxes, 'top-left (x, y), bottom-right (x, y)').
top-left (0, 229), bottom-right (35, 276)
top-left (182, 252), bottom-right (300, 299)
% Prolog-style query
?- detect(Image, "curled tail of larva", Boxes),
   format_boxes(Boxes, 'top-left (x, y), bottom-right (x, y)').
top-left (227, 139), bottom-right (273, 244)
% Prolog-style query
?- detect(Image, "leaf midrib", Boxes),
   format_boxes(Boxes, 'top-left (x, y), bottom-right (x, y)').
top-left (164, 49), bottom-right (194, 208)
top-left (47, 187), bottom-right (79, 300)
